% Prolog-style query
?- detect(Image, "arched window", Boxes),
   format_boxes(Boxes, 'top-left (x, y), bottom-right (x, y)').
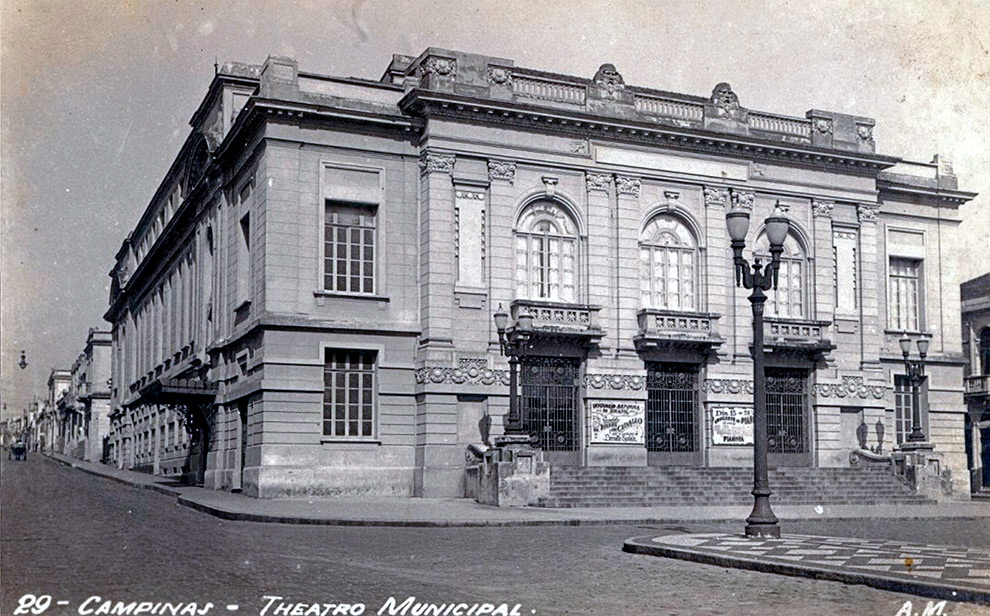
top-left (515, 200), bottom-right (578, 302)
top-left (755, 232), bottom-right (806, 318)
top-left (639, 214), bottom-right (697, 310)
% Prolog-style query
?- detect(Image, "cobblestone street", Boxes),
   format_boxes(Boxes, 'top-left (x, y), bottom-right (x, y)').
top-left (2, 457), bottom-right (988, 616)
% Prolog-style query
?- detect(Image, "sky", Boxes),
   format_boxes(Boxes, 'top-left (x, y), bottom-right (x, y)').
top-left (1, 0), bottom-right (988, 417)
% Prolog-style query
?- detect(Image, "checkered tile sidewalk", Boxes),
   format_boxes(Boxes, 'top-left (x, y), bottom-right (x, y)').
top-left (625, 532), bottom-right (990, 603)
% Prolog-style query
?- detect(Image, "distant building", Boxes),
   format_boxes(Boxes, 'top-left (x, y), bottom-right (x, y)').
top-left (962, 273), bottom-right (990, 493)
top-left (106, 49), bottom-right (976, 498)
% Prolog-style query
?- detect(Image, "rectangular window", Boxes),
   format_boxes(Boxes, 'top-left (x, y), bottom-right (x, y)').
top-left (236, 213), bottom-right (251, 307)
top-left (888, 258), bottom-right (921, 331)
top-left (323, 349), bottom-right (376, 438)
top-left (893, 375), bottom-right (913, 445)
top-left (324, 202), bottom-right (376, 294)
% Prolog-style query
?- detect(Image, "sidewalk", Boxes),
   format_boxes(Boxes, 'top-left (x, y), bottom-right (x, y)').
top-left (45, 452), bottom-right (990, 527)
top-left (624, 532), bottom-right (990, 604)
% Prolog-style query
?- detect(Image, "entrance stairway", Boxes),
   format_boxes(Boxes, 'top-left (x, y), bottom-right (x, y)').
top-left (535, 465), bottom-right (935, 508)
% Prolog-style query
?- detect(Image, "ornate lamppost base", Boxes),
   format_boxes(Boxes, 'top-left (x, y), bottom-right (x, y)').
top-left (745, 522), bottom-right (782, 538)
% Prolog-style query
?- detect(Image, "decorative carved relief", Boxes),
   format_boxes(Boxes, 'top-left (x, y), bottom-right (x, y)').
top-left (486, 66), bottom-right (512, 85)
top-left (814, 118), bottom-right (834, 135)
top-left (487, 160), bottom-right (515, 183)
top-left (420, 153), bottom-right (455, 175)
top-left (585, 173), bottom-right (611, 192)
top-left (584, 373), bottom-right (646, 391)
top-left (710, 82), bottom-right (741, 117)
top-left (415, 366), bottom-right (509, 386)
top-left (812, 200), bottom-right (835, 218)
top-left (731, 191), bottom-right (755, 210)
top-left (615, 176), bottom-right (642, 197)
top-left (422, 56), bottom-right (457, 78)
top-left (703, 186), bottom-right (730, 208)
top-left (702, 379), bottom-right (754, 395)
top-left (856, 125), bottom-right (874, 141)
top-left (857, 204), bottom-right (880, 223)
top-left (813, 376), bottom-right (885, 400)
top-left (542, 176), bottom-right (558, 197)
top-left (593, 63), bottom-right (625, 100)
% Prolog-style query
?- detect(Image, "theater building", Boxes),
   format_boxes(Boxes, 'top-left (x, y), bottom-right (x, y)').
top-left (105, 48), bottom-right (975, 498)
top-left (962, 273), bottom-right (990, 494)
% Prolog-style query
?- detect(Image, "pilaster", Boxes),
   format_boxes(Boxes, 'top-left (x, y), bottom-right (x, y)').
top-left (614, 175), bottom-right (641, 356)
top-left (419, 152), bottom-right (457, 363)
top-left (704, 186), bottom-right (731, 360)
top-left (812, 199), bottom-right (835, 325)
top-left (857, 203), bottom-right (882, 374)
top-left (487, 159), bottom-right (516, 354)
top-left (585, 172), bottom-right (613, 351)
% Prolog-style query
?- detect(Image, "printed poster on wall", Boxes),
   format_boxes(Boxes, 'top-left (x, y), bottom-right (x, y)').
top-left (589, 400), bottom-right (645, 444)
top-left (711, 405), bottom-right (754, 445)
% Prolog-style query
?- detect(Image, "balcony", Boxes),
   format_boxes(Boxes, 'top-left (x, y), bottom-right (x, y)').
top-left (762, 317), bottom-right (834, 358)
top-left (509, 299), bottom-right (603, 349)
top-left (634, 309), bottom-right (722, 358)
top-left (965, 375), bottom-right (990, 400)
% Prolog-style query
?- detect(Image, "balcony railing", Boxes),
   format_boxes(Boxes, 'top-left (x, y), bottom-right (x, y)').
top-left (634, 309), bottom-right (722, 354)
top-left (965, 375), bottom-right (990, 397)
top-left (637, 309), bottom-right (717, 338)
top-left (762, 317), bottom-right (833, 356)
top-left (510, 299), bottom-right (601, 334)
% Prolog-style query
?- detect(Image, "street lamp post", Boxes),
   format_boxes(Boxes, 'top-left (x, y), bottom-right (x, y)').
top-left (493, 305), bottom-right (533, 438)
top-left (899, 336), bottom-right (930, 443)
top-left (726, 200), bottom-right (790, 538)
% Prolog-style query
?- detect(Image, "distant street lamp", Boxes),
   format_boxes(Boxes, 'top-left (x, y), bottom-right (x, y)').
top-left (18, 350), bottom-right (28, 370)
top-left (899, 336), bottom-right (930, 443)
top-left (727, 199), bottom-right (790, 539)
top-left (493, 305), bottom-right (534, 437)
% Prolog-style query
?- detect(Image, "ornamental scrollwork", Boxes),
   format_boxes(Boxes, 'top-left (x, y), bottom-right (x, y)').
top-left (420, 153), bottom-right (455, 175)
top-left (585, 173), bottom-right (611, 192)
top-left (812, 200), bottom-right (834, 218)
top-left (592, 63), bottom-right (625, 101)
top-left (487, 66), bottom-right (512, 86)
top-left (731, 191), bottom-right (755, 210)
top-left (701, 379), bottom-right (754, 395)
top-left (487, 160), bottom-right (515, 183)
top-left (422, 56), bottom-right (457, 78)
top-left (814, 118), bottom-right (834, 135)
top-left (813, 376), bottom-right (885, 400)
top-left (703, 186), bottom-right (729, 208)
top-left (857, 204), bottom-right (880, 223)
top-left (583, 373), bottom-right (646, 391)
top-left (856, 125), bottom-right (874, 141)
top-left (415, 366), bottom-right (510, 386)
top-left (615, 176), bottom-right (641, 197)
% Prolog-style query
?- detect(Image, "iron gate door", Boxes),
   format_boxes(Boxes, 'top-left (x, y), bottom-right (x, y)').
top-left (765, 367), bottom-right (811, 466)
top-left (521, 357), bottom-right (580, 462)
top-left (646, 363), bottom-right (701, 466)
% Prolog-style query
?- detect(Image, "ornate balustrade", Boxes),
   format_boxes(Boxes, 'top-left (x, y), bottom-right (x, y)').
top-left (633, 95), bottom-right (704, 122)
top-left (512, 75), bottom-right (586, 105)
top-left (965, 375), bottom-right (990, 397)
top-left (510, 299), bottom-right (600, 333)
top-left (748, 112), bottom-right (812, 139)
top-left (634, 309), bottom-right (722, 356)
top-left (762, 317), bottom-right (833, 357)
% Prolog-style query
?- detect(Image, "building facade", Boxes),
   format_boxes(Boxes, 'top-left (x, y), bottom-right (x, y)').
top-left (105, 49), bottom-right (975, 498)
top-left (962, 273), bottom-right (990, 493)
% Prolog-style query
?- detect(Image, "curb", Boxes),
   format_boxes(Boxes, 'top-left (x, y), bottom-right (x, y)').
top-left (41, 455), bottom-right (990, 528)
top-left (623, 535), bottom-right (990, 605)
top-left (44, 453), bottom-right (181, 498)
